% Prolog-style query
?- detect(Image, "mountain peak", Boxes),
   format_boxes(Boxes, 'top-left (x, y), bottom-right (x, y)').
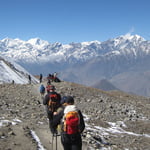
top-left (27, 38), bottom-right (50, 46)
top-left (81, 40), bottom-right (101, 46)
top-left (119, 33), bottom-right (145, 42)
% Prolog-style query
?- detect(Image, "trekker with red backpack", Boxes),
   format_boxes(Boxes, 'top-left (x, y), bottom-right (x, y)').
top-left (52, 96), bottom-right (85, 150)
top-left (46, 81), bottom-right (52, 93)
top-left (43, 85), bottom-right (61, 134)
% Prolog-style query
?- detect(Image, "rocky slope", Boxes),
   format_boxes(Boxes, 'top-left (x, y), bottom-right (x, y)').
top-left (0, 81), bottom-right (150, 150)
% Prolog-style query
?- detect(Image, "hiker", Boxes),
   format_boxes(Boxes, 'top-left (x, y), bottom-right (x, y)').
top-left (52, 72), bottom-right (61, 82)
top-left (52, 96), bottom-right (85, 150)
top-left (12, 80), bottom-right (15, 84)
top-left (47, 74), bottom-right (52, 83)
top-left (28, 75), bottom-right (31, 84)
top-left (39, 84), bottom-right (45, 97)
top-left (43, 85), bottom-right (61, 134)
top-left (51, 74), bottom-right (55, 82)
top-left (46, 81), bottom-right (52, 93)
top-left (39, 74), bottom-right (43, 83)
top-left (53, 72), bottom-right (57, 81)
top-left (52, 96), bottom-right (68, 134)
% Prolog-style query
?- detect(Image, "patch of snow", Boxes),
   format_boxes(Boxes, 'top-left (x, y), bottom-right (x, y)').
top-left (0, 118), bottom-right (22, 127)
top-left (30, 130), bottom-right (46, 150)
top-left (87, 121), bottom-right (150, 138)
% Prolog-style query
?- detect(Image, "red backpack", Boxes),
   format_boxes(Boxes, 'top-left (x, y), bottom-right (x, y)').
top-left (63, 106), bottom-right (80, 134)
top-left (46, 85), bottom-right (52, 93)
top-left (48, 92), bottom-right (60, 112)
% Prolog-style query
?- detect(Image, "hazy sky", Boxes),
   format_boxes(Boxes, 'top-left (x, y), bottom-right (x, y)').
top-left (0, 0), bottom-right (150, 43)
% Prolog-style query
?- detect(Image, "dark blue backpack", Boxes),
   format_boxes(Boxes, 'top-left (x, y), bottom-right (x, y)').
top-left (40, 84), bottom-right (45, 93)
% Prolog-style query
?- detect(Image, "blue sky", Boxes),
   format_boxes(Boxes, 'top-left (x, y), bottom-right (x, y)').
top-left (0, 0), bottom-right (150, 44)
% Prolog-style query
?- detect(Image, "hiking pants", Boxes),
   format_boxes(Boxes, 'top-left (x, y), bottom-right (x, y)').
top-left (61, 133), bottom-right (82, 150)
top-left (45, 108), bottom-right (55, 133)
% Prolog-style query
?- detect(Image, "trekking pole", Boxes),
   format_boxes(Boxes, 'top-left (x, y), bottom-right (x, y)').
top-left (52, 134), bottom-right (54, 150)
top-left (56, 133), bottom-right (57, 150)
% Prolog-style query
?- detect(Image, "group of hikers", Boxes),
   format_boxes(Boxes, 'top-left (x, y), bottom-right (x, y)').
top-left (47, 72), bottom-right (61, 83)
top-left (39, 78), bottom-right (85, 150)
top-left (28, 72), bottom-right (61, 85)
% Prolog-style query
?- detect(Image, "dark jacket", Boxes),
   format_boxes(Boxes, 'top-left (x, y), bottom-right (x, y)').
top-left (52, 106), bottom-right (85, 134)
top-left (52, 105), bottom-right (85, 150)
top-left (43, 91), bottom-right (61, 120)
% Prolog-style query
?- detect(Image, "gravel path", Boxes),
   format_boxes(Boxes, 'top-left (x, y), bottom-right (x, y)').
top-left (0, 81), bottom-right (150, 150)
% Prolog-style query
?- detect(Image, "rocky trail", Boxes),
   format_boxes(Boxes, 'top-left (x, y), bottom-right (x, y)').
top-left (0, 81), bottom-right (150, 150)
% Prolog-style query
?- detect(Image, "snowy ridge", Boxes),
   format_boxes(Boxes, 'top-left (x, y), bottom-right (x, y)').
top-left (0, 56), bottom-right (38, 84)
top-left (0, 34), bottom-right (148, 64)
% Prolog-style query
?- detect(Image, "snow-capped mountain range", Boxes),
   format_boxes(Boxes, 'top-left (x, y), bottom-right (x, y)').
top-left (0, 34), bottom-right (150, 97)
top-left (0, 34), bottom-right (148, 64)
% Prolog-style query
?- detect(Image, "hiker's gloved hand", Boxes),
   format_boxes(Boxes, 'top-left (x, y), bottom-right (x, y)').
top-left (53, 112), bottom-right (57, 115)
